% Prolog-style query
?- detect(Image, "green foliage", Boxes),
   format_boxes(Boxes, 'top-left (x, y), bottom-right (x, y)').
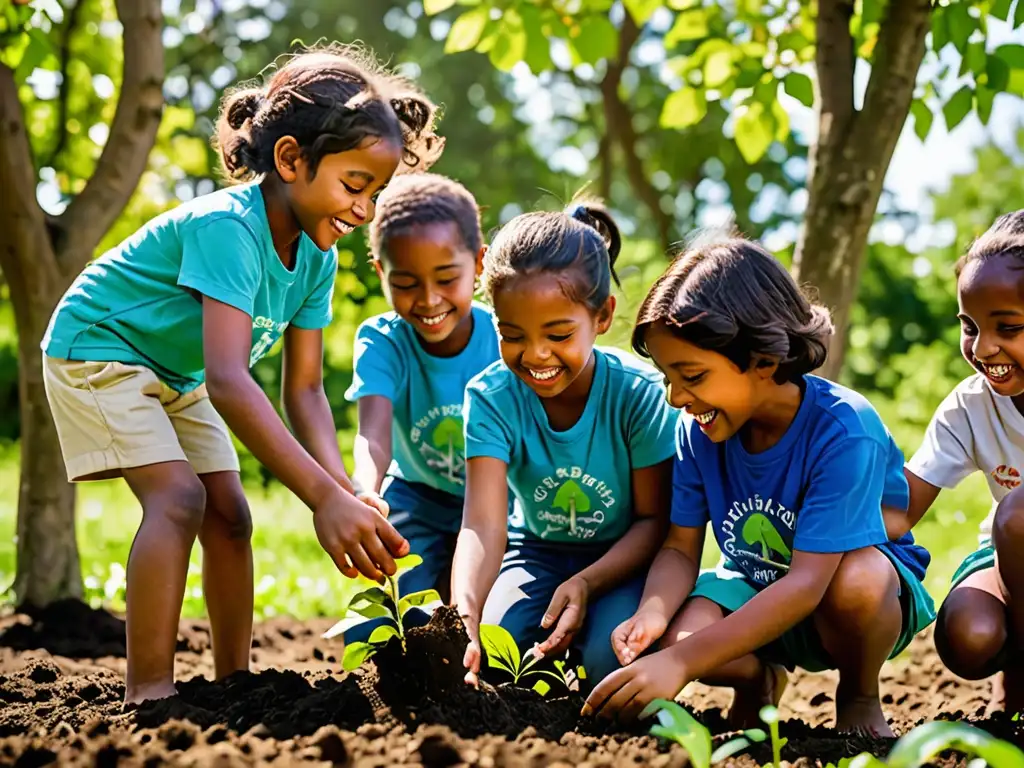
top-left (479, 623), bottom-right (585, 696)
top-left (642, 699), bottom-right (712, 768)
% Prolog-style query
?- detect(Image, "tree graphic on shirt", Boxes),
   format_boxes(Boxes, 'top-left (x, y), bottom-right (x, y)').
top-left (740, 513), bottom-right (792, 569)
top-left (553, 479), bottom-right (590, 533)
top-left (431, 417), bottom-right (464, 483)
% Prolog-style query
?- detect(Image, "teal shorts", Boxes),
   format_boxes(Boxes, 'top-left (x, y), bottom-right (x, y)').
top-left (950, 543), bottom-right (996, 590)
top-left (690, 546), bottom-right (937, 673)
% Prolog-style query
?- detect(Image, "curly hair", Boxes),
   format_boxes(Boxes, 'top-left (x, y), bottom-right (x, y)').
top-left (955, 210), bottom-right (1024, 278)
top-left (632, 233), bottom-right (833, 384)
top-left (214, 42), bottom-right (444, 183)
top-left (369, 172), bottom-right (482, 259)
top-left (481, 200), bottom-right (622, 314)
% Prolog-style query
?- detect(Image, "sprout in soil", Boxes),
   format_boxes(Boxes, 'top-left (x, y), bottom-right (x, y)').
top-left (479, 623), bottom-right (586, 696)
top-left (321, 554), bottom-right (442, 671)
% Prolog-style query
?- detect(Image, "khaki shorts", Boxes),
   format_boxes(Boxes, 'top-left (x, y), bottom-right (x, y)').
top-left (43, 355), bottom-right (240, 482)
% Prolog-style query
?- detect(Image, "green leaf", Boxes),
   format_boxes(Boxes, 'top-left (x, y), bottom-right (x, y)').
top-left (445, 6), bottom-right (489, 53)
top-left (623, 0), bottom-right (662, 25)
top-left (783, 72), bottom-right (814, 107)
top-left (479, 623), bottom-right (522, 677)
top-left (394, 553), bottom-right (424, 575)
top-left (342, 642), bottom-right (376, 671)
top-left (770, 96), bottom-right (790, 142)
top-left (910, 99), bottom-right (933, 141)
top-left (660, 86), bottom-right (707, 129)
top-left (942, 85), bottom-right (973, 131)
top-left (885, 721), bottom-right (1024, 768)
top-left (992, 0), bottom-right (1014, 21)
top-left (946, 3), bottom-right (978, 53)
top-left (642, 699), bottom-right (712, 768)
top-left (703, 48), bottom-right (734, 88)
top-left (734, 101), bottom-right (774, 164)
top-left (321, 613), bottom-right (376, 639)
top-left (1017, 0), bottom-right (1024, 29)
top-left (986, 54), bottom-right (1010, 92)
top-left (961, 41), bottom-right (986, 76)
top-left (665, 9), bottom-right (709, 46)
top-left (423, 0), bottom-right (457, 14)
top-left (368, 624), bottom-right (400, 645)
top-left (398, 588), bottom-right (442, 615)
top-left (519, 4), bottom-right (553, 73)
top-left (931, 6), bottom-right (950, 52)
top-left (710, 729), bottom-right (767, 763)
top-left (532, 679), bottom-right (551, 696)
top-left (568, 14), bottom-right (617, 65)
top-left (488, 8), bottom-right (526, 71)
top-left (14, 27), bottom-right (52, 81)
top-left (996, 43), bottom-right (1024, 68)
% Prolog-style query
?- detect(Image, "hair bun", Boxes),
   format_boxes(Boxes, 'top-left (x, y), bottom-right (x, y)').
top-left (225, 88), bottom-right (263, 130)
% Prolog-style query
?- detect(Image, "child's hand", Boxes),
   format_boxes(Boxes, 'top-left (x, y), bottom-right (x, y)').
top-left (357, 491), bottom-right (390, 518)
top-left (581, 648), bottom-right (690, 722)
top-left (534, 575), bottom-right (589, 660)
top-left (612, 610), bottom-right (667, 666)
top-left (460, 612), bottom-right (482, 688)
top-left (312, 487), bottom-right (409, 582)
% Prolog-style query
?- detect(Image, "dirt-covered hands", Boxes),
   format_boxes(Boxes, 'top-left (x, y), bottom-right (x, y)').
top-left (313, 486), bottom-right (408, 581)
top-left (581, 647), bottom-right (689, 722)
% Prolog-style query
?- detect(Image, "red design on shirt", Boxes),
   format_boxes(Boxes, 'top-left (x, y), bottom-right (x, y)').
top-left (992, 465), bottom-right (1021, 489)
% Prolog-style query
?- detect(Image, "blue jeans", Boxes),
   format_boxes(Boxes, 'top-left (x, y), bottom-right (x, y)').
top-left (480, 538), bottom-right (645, 690)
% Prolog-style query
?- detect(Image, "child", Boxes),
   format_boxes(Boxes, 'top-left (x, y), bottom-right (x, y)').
top-left (582, 235), bottom-right (935, 737)
top-left (891, 211), bottom-right (1024, 714)
top-left (40, 44), bottom-right (442, 706)
top-left (341, 172), bottom-right (496, 640)
top-left (452, 202), bottom-right (678, 690)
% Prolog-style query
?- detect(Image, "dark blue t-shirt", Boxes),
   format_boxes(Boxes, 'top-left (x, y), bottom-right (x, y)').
top-left (671, 375), bottom-right (929, 586)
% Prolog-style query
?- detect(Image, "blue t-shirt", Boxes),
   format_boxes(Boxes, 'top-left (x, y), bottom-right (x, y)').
top-left (345, 303), bottom-right (500, 496)
top-left (42, 182), bottom-right (338, 393)
top-left (464, 347), bottom-right (678, 543)
top-left (671, 375), bottom-right (930, 586)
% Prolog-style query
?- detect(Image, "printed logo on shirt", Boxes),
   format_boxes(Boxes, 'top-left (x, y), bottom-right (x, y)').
top-left (992, 464), bottom-right (1021, 490)
top-left (721, 494), bottom-right (796, 585)
top-left (532, 467), bottom-right (616, 540)
top-left (410, 405), bottom-right (465, 485)
top-left (249, 316), bottom-right (289, 367)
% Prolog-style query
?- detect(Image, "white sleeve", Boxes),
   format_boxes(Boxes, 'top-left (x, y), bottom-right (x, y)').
top-left (905, 388), bottom-right (978, 489)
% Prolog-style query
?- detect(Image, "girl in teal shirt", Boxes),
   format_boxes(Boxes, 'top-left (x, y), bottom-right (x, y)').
top-left (452, 203), bottom-right (678, 689)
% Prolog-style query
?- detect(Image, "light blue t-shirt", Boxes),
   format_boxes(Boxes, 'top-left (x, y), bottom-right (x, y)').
top-left (671, 375), bottom-right (931, 587)
top-left (464, 347), bottom-right (678, 543)
top-left (345, 304), bottom-right (500, 496)
top-left (42, 182), bottom-right (338, 393)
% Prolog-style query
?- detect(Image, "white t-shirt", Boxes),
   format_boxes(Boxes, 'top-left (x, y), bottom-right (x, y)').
top-left (906, 373), bottom-right (1024, 545)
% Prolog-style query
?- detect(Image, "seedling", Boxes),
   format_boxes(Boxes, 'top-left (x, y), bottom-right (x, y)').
top-left (479, 624), bottom-right (586, 696)
top-left (321, 554), bottom-right (442, 671)
top-left (641, 699), bottom-right (712, 768)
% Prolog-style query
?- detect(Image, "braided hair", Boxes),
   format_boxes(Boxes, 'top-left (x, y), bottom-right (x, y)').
top-left (370, 173), bottom-right (482, 259)
top-left (215, 42), bottom-right (443, 183)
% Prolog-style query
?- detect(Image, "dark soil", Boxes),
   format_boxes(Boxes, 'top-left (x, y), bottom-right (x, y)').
top-left (0, 601), bottom-right (1019, 766)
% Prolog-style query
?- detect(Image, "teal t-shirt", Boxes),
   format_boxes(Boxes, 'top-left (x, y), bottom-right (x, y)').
top-left (42, 182), bottom-right (338, 393)
top-left (464, 347), bottom-right (679, 543)
top-left (345, 303), bottom-right (500, 496)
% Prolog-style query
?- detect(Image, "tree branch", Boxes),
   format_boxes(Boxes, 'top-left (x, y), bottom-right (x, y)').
top-left (56, 0), bottom-right (164, 274)
top-left (600, 13), bottom-right (671, 250)
top-left (43, 0), bottom-right (84, 169)
top-left (815, 0), bottom-right (856, 144)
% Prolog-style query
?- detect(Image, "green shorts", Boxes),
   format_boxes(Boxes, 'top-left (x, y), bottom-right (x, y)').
top-left (950, 542), bottom-right (996, 590)
top-left (691, 546), bottom-right (937, 673)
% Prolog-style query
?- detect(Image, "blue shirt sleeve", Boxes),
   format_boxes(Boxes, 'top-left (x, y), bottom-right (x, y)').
top-left (346, 321), bottom-right (401, 402)
top-left (627, 375), bottom-right (679, 468)
top-left (670, 419), bottom-right (710, 527)
top-left (178, 217), bottom-right (261, 315)
top-left (463, 381), bottom-right (513, 463)
top-left (792, 437), bottom-right (889, 553)
top-left (292, 249), bottom-right (338, 330)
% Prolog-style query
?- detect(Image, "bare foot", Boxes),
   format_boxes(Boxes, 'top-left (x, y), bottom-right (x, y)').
top-left (123, 680), bottom-right (177, 709)
top-left (728, 663), bottom-right (787, 729)
top-left (835, 694), bottom-right (894, 738)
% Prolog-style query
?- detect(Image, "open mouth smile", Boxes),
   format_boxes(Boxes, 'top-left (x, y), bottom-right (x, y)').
top-left (979, 362), bottom-right (1016, 383)
top-left (523, 366), bottom-right (565, 386)
top-left (330, 217), bottom-right (356, 237)
top-left (413, 310), bottom-right (452, 330)
top-left (691, 408), bottom-right (718, 430)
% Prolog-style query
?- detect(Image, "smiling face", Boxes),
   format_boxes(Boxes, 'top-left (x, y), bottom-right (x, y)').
top-left (283, 136), bottom-right (403, 252)
top-left (375, 221), bottom-right (483, 355)
top-left (492, 273), bottom-right (614, 399)
top-left (643, 322), bottom-right (778, 443)
top-left (958, 256), bottom-right (1024, 396)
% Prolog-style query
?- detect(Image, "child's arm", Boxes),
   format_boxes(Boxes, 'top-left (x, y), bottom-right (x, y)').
top-left (451, 456), bottom-right (510, 686)
top-left (352, 396), bottom-right (394, 496)
top-left (884, 468), bottom-right (941, 540)
top-left (534, 458), bottom-right (673, 658)
top-left (203, 298), bottom-right (407, 580)
top-left (281, 325), bottom-right (354, 493)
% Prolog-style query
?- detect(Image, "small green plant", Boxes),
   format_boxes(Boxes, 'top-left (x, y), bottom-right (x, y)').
top-left (641, 699), bottom-right (712, 768)
top-left (478, 623), bottom-right (586, 696)
top-left (759, 705), bottom-right (788, 768)
top-left (321, 554), bottom-right (441, 671)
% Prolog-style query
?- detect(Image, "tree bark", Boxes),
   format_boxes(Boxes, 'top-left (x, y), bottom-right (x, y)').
top-left (793, 0), bottom-right (932, 381)
top-left (0, 0), bottom-right (164, 609)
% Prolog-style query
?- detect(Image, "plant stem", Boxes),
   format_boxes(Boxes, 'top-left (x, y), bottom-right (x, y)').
top-left (388, 574), bottom-right (406, 651)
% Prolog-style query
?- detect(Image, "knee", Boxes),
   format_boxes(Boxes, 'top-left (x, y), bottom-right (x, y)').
top-left (207, 490), bottom-right (253, 542)
top-left (147, 477), bottom-right (207, 538)
top-left (993, 489), bottom-right (1024, 551)
top-left (818, 549), bottom-right (900, 629)
top-left (935, 595), bottom-right (1007, 679)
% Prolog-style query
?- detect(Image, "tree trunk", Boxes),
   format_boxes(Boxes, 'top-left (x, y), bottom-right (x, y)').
top-left (0, 0), bottom-right (164, 608)
top-left (793, 0), bottom-right (932, 381)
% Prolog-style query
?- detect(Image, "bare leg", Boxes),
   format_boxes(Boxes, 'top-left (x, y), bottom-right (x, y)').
top-left (122, 462), bottom-right (207, 706)
top-left (993, 489), bottom-right (1024, 715)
